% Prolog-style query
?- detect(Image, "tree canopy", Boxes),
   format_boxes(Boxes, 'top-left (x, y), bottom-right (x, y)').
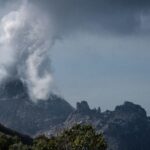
top-left (0, 124), bottom-right (107, 150)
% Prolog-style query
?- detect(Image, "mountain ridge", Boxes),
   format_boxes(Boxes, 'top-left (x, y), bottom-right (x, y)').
top-left (0, 79), bottom-right (150, 150)
top-left (61, 101), bottom-right (150, 150)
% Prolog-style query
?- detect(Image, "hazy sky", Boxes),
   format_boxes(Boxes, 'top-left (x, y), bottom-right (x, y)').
top-left (0, 0), bottom-right (150, 113)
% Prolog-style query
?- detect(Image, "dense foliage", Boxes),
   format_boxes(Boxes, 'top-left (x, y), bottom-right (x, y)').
top-left (0, 124), bottom-right (107, 150)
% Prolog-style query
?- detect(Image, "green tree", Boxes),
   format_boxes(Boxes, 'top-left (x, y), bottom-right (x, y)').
top-left (33, 135), bottom-right (58, 150)
top-left (0, 133), bottom-right (22, 150)
top-left (9, 142), bottom-right (30, 150)
top-left (33, 124), bottom-right (107, 150)
top-left (57, 124), bottom-right (107, 150)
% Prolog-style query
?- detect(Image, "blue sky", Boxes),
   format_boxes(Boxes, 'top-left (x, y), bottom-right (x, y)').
top-left (51, 33), bottom-right (150, 113)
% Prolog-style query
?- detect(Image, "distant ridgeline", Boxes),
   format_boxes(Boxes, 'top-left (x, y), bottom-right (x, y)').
top-left (0, 79), bottom-right (150, 150)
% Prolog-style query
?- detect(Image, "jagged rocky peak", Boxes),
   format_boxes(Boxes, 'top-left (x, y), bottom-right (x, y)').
top-left (75, 101), bottom-right (101, 116)
top-left (76, 101), bottom-right (90, 113)
top-left (115, 101), bottom-right (147, 117)
top-left (102, 102), bottom-right (150, 150)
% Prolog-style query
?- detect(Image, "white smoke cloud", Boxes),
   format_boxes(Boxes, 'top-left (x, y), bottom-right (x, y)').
top-left (0, 0), bottom-right (55, 101)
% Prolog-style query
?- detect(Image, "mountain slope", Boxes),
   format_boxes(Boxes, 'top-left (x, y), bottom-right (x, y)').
top-left (0, 79), bottom-right (74, 135)
top-left (0, 123), bottom-right (32, 145)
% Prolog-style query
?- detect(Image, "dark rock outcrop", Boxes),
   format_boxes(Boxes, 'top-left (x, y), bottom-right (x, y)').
top-left (76, 101), bottom-right (90, 113)
top-left (102, 102), bottom-right (150, 150)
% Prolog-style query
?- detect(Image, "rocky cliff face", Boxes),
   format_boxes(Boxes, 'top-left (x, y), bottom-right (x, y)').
top-left (0, 79), bottom-right (74, 136)
top-left (62, 101), bottom-right (150, 150)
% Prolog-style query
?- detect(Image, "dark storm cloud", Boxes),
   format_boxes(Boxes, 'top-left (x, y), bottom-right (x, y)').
top-left (30, 0), bottom-right (150, 35)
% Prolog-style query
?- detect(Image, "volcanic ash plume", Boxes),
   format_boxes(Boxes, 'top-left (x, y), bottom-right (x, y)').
top-left (0, 1), bottom-right (55, 101)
